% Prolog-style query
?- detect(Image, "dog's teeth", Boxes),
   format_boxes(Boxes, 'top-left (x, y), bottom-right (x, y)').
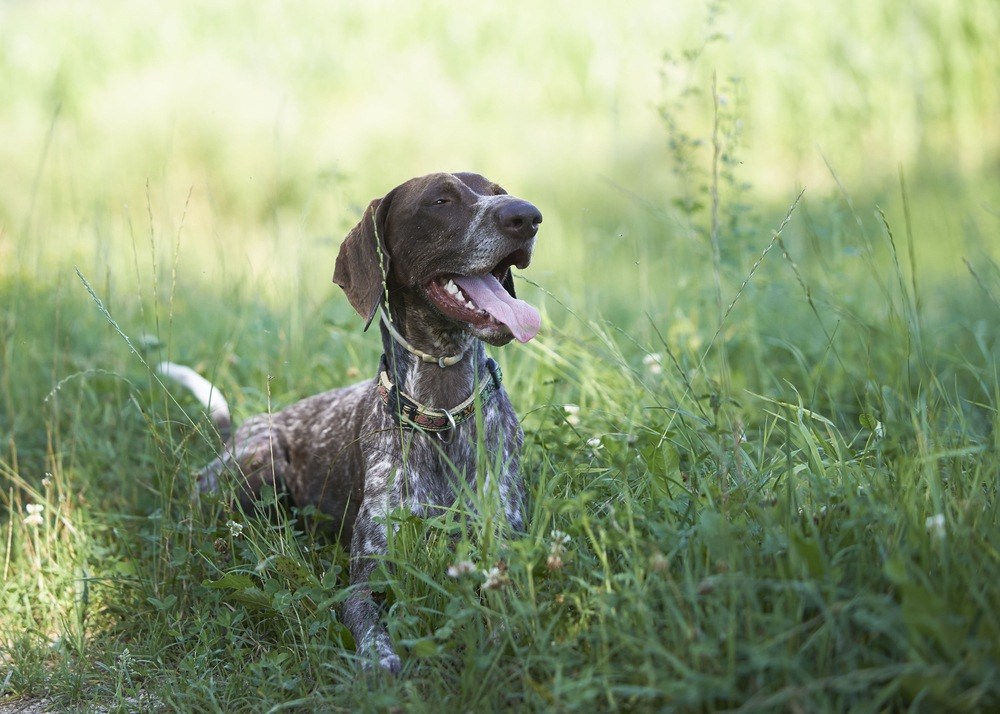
top-left (442, 278), bottom-right (475, 309)
top-left (445, 280), bottom-right (468, 302)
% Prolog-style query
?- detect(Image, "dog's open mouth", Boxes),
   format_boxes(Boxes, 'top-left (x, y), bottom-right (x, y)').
top-left (424, 250), bottom-right (540, 343)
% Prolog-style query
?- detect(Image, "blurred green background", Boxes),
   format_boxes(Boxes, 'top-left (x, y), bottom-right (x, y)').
top-left (2, 0), bottom-right (997, 320)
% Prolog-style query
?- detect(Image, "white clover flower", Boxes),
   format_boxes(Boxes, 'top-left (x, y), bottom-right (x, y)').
top-left (649, 552), bottom-right (669, 572)
top-left (447, 560), bottom-right (477, 578)
top-left (117, 647), bottom-right (135, 675)
top-left (23, 503), bottom-right (44, 527)
top-left (925, 513), bottom-right (946, 540)
top-left (483, 563), bottom-right (510, 590)
top-left (563, 404), bottom-right (580, 426)
top-left (118, 647), bottom-right (133, 665)
top-left (643, 353), bottom-right (663, 375)
top-left (226, 520), bottom-right (244, 538)
top-left (548, 530), bottom-right (571, 569)
top-left (586, 436), bottom-right (602, 450)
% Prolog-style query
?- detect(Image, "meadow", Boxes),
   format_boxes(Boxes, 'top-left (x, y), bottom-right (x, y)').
top-left (2, 0), bottom-right (1000, 710)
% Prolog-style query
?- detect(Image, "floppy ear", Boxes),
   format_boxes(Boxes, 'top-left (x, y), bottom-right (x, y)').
top-left (501, 269), bottom-right (517, 299)
top-left (333, 192), bottom-right (394, 330)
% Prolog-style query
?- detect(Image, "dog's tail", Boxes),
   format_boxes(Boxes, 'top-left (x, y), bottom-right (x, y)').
top-left (157, 361), bottom-right (233, 442)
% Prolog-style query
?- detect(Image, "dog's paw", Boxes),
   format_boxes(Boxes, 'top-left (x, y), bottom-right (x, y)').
top-left (379, 653), bottom-right (402, 675)
top-left (355, 631), bottom-right (403, 675)
top-left (359, 651), bottom-right (402, 675)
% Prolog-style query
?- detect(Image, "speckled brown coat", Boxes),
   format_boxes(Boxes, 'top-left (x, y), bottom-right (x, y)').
top-left (181, 172), bottom-right (542, 673)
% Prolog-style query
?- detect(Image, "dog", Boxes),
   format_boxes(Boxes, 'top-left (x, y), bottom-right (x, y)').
top-left (159, 172), bottom-right (542, 673)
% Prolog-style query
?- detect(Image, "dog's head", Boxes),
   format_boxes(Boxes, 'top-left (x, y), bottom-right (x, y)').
top-left (333, 172), bottom-right (542, 346)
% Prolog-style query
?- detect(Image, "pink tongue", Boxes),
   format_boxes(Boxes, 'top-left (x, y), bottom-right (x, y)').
top-left (452, 274), bottom-right (541, 343)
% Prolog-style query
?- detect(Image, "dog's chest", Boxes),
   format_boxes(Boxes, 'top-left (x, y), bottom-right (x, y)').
top-left (390, 401), bottom-right (517, 516)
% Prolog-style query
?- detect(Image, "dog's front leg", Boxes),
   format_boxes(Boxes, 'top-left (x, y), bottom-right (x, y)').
top-left (342, 487), bottom-right (402, 674)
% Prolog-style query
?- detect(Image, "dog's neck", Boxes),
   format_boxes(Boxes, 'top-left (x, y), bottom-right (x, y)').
top-left (379, 309), bottom-right (466, 368)
top-left (379, 300), bottom-right (488, 410)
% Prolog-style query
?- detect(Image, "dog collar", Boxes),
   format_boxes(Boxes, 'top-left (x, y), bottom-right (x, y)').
top-left (377, 355), bottom-right (503, 433)
top-left (380, 309), bottom-right (466, 368)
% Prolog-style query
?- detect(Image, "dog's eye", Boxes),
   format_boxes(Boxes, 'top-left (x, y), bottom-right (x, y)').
top-left (432, 197), bottom-right (451, 206)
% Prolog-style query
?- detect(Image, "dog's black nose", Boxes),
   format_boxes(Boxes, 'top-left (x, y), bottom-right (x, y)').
top-left (498, 199), bottom-right (542, 241)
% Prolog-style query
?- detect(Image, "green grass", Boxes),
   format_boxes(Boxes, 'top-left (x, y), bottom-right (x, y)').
top-left (3, 0), bottom-right (1000, 711)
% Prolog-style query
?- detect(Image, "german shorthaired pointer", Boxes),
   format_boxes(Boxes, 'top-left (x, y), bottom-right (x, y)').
top-left (159, 172), bottom-right (542, 673)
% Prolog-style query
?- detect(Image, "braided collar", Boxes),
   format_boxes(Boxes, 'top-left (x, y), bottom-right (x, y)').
top-left (380, 309), bottom-right (466, 368)
top-left (377, 355), bottom-right (503, 434)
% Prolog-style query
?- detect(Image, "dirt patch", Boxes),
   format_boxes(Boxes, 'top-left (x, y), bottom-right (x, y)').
top-left (0, 699), bottom-right (51, 714)
top-left (1, 693), bottom-right (160, 713)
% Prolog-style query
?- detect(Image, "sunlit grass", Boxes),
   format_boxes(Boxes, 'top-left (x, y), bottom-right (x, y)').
top-left (2, 0), bottom-right (1000, 710)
